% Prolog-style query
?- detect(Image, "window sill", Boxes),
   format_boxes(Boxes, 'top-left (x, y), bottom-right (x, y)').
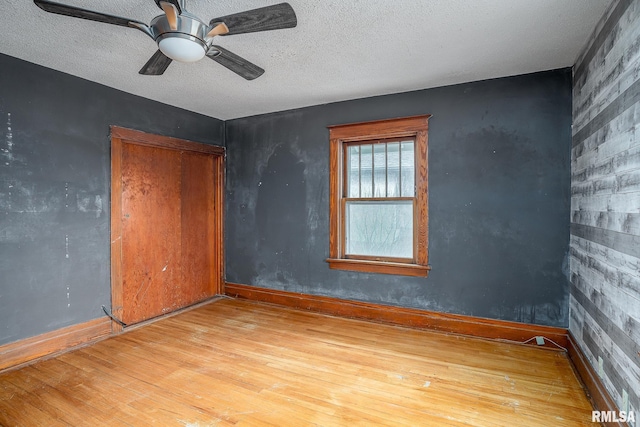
top-left (326, 258), bottom-right (430, 277)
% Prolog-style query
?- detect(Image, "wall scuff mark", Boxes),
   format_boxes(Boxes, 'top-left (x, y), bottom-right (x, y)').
top-left (2, 112), bottom-right (13, 166)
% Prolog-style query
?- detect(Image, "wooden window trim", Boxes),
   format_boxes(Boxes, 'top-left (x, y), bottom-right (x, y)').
top-left (326, 115), bottom-right (431, 277)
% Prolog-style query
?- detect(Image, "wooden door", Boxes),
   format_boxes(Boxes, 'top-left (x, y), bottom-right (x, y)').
top-left (110, 127), bottom-right (225, 328)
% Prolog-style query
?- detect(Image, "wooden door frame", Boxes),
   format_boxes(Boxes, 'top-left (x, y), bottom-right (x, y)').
top-left (110, 126), bottom-right (225, 332)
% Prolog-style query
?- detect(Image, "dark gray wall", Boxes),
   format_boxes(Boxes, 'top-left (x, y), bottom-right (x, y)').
top-left (226, 68), bottom-right (573, 327)
top-left (0, 53), bottom-right (224, 345)
top-left (570, 0), bottom-right (640, 416)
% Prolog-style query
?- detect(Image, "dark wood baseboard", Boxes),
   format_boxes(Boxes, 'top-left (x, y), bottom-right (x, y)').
top-left (0, 318), bottom-right (112, 373)
top-left (567, 332), bottom-right (628, 427)
top-left (225, 282), bottom-right (568, 348)
top-left (0, 296), bottom-right (226, 373)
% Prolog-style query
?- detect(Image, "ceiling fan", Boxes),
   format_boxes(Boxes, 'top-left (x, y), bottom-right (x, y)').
top-left (33, 0), bottom-right (297, 80)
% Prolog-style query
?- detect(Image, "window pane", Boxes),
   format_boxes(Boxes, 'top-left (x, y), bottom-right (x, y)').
top-left (386, 142), bottom-right (400, 197)
top-left (401, 141), bottom-right (415, 196)
top-left (373, 144), bottom-right (386, 197)
top-left (345, 200), bottom-right (413, 258)
top-left (347, 145), bottom-right (360, 197)
top-left (360, 144), bottom-right (373, 197)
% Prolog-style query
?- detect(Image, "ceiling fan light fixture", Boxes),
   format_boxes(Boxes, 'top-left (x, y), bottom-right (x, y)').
top-left (33, 0), bottom-right (298, 78)
top-left (158, 34), bottom-right (206, 62)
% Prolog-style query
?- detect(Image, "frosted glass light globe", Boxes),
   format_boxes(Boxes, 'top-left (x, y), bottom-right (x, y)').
top-left (158, 36), bottom-right (206, 62)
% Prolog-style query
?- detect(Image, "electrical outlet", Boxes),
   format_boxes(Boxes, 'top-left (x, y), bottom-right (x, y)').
top-left (535, 336), bottom-right (545, 346)
top-left (598, 356), bottom-right (604, 378)
top-left (622, 389), bottom-right (629, 413)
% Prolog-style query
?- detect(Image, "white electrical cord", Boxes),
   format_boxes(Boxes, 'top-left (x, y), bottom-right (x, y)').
top-left (521, 336), bottom-right (568, 352)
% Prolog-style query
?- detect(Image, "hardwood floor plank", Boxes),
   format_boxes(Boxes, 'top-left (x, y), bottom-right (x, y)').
top-left (0, 299), bottom-right (595, 426)
top-left (0, 378), bottom-right (68, 427)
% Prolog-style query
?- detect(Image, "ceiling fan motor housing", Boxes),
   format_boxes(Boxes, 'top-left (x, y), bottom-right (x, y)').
top-left (151, 12), bottom-right (210, 61)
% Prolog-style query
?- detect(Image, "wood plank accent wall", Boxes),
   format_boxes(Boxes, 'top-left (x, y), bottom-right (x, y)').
top-left (225, 282), bottom-right (569, 348)
top-left (570, 0), bottom-right (640, 423)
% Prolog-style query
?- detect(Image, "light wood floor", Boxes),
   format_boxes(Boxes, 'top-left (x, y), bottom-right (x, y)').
top-left (0, 298), bottom-right (594, 426)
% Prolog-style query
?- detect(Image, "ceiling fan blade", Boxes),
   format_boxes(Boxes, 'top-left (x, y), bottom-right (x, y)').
top-left (139, 50), bottom-right (173, 75)
top-left (34, 0), bottom-right (146, 28)
top-left (209, 3), bottom-right (297, 36)
top-left (207, 46), bottom-right (264, 80)
top-left (206, 23), bottom-right (229, 39)
top-left (160, 1), bottom-right (179, 30)
top-left (154, 0), bottom-right (182, 15)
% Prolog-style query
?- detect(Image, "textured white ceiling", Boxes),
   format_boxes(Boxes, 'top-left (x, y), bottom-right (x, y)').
top-left (1, 0), bottom-right (611, 120)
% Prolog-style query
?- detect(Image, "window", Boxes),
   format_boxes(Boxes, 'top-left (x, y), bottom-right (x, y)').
top-left (327, 115), bottom-right (430, 277)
